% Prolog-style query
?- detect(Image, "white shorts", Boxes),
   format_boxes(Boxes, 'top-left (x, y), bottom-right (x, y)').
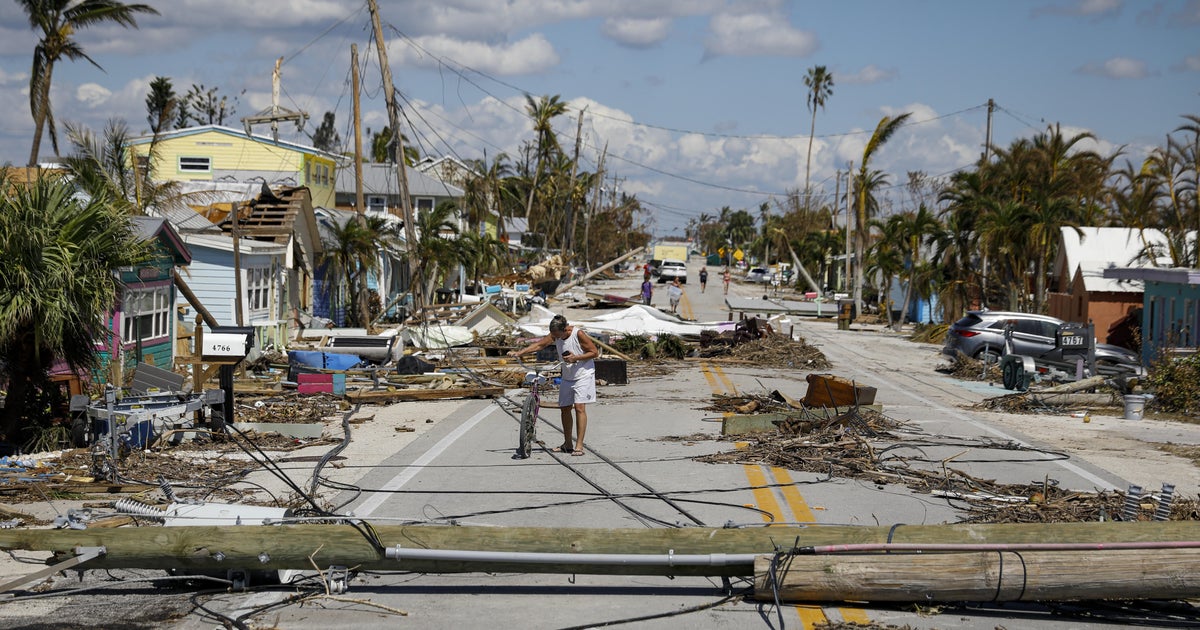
top-left (558, 373), bottom-right (596, 407)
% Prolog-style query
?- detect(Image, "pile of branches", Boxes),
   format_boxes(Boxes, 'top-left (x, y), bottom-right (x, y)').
top-left (729, 336), bottom-right (829, 369)
top-left (695, 399), bottom-right (1198, 524)
top-left (940, 351), bottom-right (1000, 382)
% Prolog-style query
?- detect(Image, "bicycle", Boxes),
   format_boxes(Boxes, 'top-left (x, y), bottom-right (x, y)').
top-left (512, 356), bottom-right (561, 459)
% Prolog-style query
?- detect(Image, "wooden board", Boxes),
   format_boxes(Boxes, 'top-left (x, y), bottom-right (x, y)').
top-left (345, 386), bottom-right (504, 403)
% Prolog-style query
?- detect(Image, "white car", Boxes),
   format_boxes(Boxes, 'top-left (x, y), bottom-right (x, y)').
top-left (745, 267), bottom-right (771, 283)
top-left (657, 259), bottom-right (687, 283)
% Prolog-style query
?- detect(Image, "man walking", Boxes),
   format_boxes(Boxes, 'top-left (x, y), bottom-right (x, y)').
top-left (641, 274), bottom-right (654, 305)
top-left (507, 315), bottom-right (598, 456)
top-left (668, 278), bottom-right (684, 313)
top-left (699, 267), bottom-right (708, 292)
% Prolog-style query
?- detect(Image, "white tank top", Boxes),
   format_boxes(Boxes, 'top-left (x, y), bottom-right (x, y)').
top-left (555, 327), bottom-right (595, 381)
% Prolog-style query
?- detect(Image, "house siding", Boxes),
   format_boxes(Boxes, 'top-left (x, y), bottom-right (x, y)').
top-left (133, 128), bottom-right (337, 208)
top-left (176, 247), bottom-right (279, 328)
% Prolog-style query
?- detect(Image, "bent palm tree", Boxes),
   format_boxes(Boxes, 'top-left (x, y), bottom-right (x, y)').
top-left (20, 0), bottom-right (159, 166)
top-left (853, 112), bottom-right (912, 313)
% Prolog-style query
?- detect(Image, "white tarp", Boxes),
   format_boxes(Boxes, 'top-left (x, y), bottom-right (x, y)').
top-left (516, 304), bottom-right (736, 339)
top-left (402, 324), bottom-right (475, 349)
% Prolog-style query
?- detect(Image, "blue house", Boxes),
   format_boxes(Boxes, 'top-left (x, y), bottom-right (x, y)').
top-left (1103, 267), bottom-right (1200, 364)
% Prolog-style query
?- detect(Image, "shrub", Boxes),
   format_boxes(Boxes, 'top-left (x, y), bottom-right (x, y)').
top-left (1146, 353), bottom-right (1200, 416)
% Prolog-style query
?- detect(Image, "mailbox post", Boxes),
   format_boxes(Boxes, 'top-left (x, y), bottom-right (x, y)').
top-left (204, 326), bottom-right (255, 431)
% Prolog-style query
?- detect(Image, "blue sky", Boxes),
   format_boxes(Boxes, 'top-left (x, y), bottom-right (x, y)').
top-left (0, 0), bottom-right (1197, 237)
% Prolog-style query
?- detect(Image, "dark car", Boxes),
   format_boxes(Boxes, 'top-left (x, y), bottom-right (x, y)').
top-left (941, 310), bottom-right (1142, 373)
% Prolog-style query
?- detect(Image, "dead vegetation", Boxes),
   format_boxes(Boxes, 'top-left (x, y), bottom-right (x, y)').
top-left (693, 396), bottom-right (1199, 525)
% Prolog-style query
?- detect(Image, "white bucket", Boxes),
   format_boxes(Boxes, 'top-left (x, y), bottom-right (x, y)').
top-left (1123, 394), bottom-right (1147, 421)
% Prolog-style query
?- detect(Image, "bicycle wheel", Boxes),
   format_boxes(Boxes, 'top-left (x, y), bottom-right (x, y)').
top-left (516, 395), bottom-right (537, 459)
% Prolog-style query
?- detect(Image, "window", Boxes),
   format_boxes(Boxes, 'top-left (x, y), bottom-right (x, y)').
top-left (246, 268), bottom-right (272, 317)
top-left (416, 198), bottom-right (434, 214)
top-left (367, 195), bottom-right (386, 213)
top-left (178, 156), bottom-right (211, 173)
top-left (122, 286), bottom-right (170, 343)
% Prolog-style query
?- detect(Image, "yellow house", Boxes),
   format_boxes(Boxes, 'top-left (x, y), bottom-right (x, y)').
top-left (128, 125), bottom-right (338, 208)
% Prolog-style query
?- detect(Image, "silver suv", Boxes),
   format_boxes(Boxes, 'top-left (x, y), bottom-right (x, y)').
top-left (941, 310), bottom-right (1141, 372)
top-left (657, 259), bottom-right (687, 284)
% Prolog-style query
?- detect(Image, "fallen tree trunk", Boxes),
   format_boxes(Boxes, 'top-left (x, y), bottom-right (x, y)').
top-left (754, 548), bottom-right (1200, 602)
top-left (0, 522), bottom-right (1197, 578)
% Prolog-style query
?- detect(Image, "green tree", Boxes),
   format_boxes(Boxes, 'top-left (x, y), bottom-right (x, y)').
top-left (410, 201), bottom-right (462, 306)
top-left (0, 172), bottom-right (152, 442)
top-left (521, 94), bottom-right (569, 243)
top-left (311, 111), bottom-right (341, 153)
top-left (144, 76), bottom-right (177, 135)
top-left (178, 83), bottom-right (240, 127)
top-left (893, 205), bottom-right (942, 330)
top-left (852, 112), bottom-right (912, 313)
top-left (20, 0), bottom-right (159, 165)
top-left (320, 215), bottom-right (401, 327)
top-left (802, 65), bottom-right (834, 207)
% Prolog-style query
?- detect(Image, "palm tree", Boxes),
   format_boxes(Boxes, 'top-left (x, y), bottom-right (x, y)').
top-left (853, 112), bottom-right (912, 313)
top-left (20, 0), bottom-right (159, 166)
top-left (0, 171), bottom-right (152, 442)
top-left (320, 215), bottom-right (400, 327)
top-left (63, 118), bottom-right (190, 217)
top-left (521, 94), bottom-right (569, 243)
top-left (803, 65), bottom-right (834, 207)
top-left (893, 206), bottom-right (942, 330)
top-left (410, 201), bottom-right (463, 306)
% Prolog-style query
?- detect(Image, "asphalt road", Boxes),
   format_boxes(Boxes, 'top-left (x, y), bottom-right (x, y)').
top-left (6, 257), bottom-right (1199, 629)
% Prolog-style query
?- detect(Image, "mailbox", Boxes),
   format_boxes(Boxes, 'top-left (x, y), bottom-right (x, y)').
top-left (202, 332), bottom-right (251, 360)
top-left (1056, 323), bottom-right (1091, 358)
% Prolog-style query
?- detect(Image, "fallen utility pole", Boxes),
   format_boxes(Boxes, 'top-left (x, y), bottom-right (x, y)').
top-left (755, 547), bottom-right (1200, 602)
top-left (1, 522), bottom-right (1197, 580)
top-left (555, 246), bottom-right (646, 296)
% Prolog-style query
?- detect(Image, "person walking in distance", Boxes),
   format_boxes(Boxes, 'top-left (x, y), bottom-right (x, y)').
top-left (507, 315), bottom-right (598, 456)
top-left (699, 267), bottom-right (708, 293)
top-left (722, 267), bottom-right (731, 295)
top-left (641, 274), bottom-right (654, 306)
top-left (668, 277), bottom-right (684, 313)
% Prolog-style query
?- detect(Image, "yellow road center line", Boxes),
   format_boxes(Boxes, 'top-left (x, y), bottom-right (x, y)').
top-left (680, 290), bottom-right (693, 319)
top-left (769, 466), bottom-right (817, 523)
top-left (699, 362), bottom-right (721, 392)
top-left (708, 362), bottom-right (737, 395)
top-left (705, 359), bottom-right (838, 628)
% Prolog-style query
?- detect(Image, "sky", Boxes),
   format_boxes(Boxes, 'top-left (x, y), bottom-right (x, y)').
top-left (0, 0), bottom-right (1197, 238)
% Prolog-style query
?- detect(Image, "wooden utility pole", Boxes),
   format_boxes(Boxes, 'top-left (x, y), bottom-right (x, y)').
top-left (983, 97), bottom-right (995, 164)
top-left (563, 107), bottom-right (586, 254)
top-left (585, 143), bottom-right (606, 270)
top-left (366, 0), bottom-right (420, 308)
top-left (1, 522), bottom-right (1197, 582)
top-left (351, 44), bottom-right (365, 216)
top-left (232, 203), bottom-right (244, 326)
top-left (843, 164), bottom-right (852, 294)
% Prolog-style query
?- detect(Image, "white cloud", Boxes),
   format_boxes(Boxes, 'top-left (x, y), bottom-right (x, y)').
top-left (75, 83), bottom-right (112, 108)
top-left (1033, 0), bottom-right (1122, 19)
top-left (1178, 53), bottom-right (1200, 72)
top-left (704, 12), bottom-right (817, 58)
top-left (0, 65), bottom-right (27, 85)
top-left (602, 17), bottom-right (671, 48)
top-left (391, 34), bottom-right (560, 76)
top-left (1078, 56), bottom-right (1150, 79)
top-left (839, 64), bottom-right (897, 85)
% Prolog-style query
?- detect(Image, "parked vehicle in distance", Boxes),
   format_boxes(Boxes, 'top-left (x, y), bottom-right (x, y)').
top-left (657, 259), bottom-right (687, 283)
top-left (745, 267), bottom-right (770, 283)
top-left (941, 310), bottom-right (1142, 373)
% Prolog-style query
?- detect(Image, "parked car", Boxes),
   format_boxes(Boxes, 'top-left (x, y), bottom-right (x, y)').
top-left (745, 267), bottom-right (771, 283)
top-left (941, 310), bottom-right (1142, 373)
top-left (657, 259), bottom-right (687, 283)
